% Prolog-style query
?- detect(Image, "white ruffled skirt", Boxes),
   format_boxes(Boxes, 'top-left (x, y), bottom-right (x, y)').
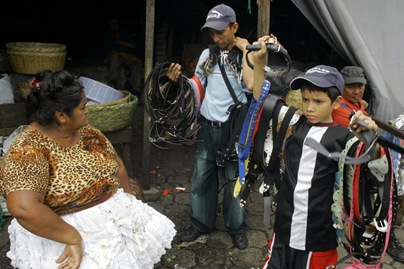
top-left (7, 189), bottom-right (176, 269)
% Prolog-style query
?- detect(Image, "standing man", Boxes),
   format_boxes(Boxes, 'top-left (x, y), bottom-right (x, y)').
top-left (167, 4), bottom-right (253, 249)
top-left (333, 65), bottom-right (404, 263)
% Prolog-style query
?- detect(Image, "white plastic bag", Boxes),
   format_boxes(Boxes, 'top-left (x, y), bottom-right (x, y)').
top-left (0, 73), bottom-right (14, 104)
top-left (3, 125), bottom-right (28, 154)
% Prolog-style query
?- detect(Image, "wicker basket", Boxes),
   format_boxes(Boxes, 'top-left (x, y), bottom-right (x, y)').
top-left (6, 42), bottom-right (67, 75)
top-left (87, 90), bottom-right (138, 133)
top-left (6, 42), bottom-right (66, 53)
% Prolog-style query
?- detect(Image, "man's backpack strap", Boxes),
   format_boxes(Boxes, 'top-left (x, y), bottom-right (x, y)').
top-left (215, 47), bottom-right (248, 166)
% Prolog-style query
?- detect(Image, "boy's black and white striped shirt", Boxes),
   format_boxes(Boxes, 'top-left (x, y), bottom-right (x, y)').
top-left (274, 117), bottom-right (352, 251)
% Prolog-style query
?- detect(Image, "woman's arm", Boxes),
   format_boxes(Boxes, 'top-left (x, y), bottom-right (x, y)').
top-left (116, 157), bottom-right (133, 194)
top-left (7, 190), bottom-right (83, 268)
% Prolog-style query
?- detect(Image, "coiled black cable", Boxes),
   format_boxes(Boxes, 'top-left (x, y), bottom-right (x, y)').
top-left (143, 62), bottom-right (200, 148)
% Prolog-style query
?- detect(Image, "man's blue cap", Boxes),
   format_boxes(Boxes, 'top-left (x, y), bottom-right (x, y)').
top-left (290, 65), bottom-right (344, 94)
top-left (201, 4), bottom-right (236, 31)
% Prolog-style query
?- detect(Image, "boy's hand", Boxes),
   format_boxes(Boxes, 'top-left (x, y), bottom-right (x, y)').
top-left (251, 34), bottom-right (279, 61)
top-left (251, 38), bottom-right (268, 62)
top-left (166, 63), bottom-right (182, 83)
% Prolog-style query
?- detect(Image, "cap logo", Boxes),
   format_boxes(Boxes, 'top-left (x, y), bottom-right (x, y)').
top-left (207, 10), bottom-right (224, 20)
top-left (306, 66), bottom-right (330, 75)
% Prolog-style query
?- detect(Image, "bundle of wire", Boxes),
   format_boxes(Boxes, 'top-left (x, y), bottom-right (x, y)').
top-left (143, 62), bottom-right (201, 148)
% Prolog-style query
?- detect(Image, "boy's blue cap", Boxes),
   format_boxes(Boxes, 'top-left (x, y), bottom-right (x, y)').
top-left (290, 65), bottom-right (344, 94)
top-left (201, 4), bottom-right (236, 31)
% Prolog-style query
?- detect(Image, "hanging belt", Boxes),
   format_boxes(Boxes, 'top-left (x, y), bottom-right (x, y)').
top-left (234, 80), bottom-right (270, 198)
top-left (251, 94), bottom-right (286, 166)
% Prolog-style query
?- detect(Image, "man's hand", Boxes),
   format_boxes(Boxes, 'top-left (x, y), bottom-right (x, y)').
top-left (234, 37), bottom-right (250, 52)
top-left (166, 63), bottom-right (182, 83)
top-left (350, 110), bottom-right (378, 133)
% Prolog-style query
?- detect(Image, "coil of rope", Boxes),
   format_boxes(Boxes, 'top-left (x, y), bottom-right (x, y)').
top-left (143, 62), bottom-right (201, 148)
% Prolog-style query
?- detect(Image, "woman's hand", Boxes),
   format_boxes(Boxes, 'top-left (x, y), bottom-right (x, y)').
top-left (56, 242), bottom-right (83, 269)
top-left (7, 190), bottom-right (84, 269)
top-left (166, 63), bottom-right (182, 83)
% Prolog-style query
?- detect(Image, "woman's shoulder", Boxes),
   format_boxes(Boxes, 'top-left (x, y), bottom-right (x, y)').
top-left (81, 125), bottom-right (109, 143)
top-left (6, 125), bottom-right (42, 149)
top-left (82, 125), bottom-right (105, 136)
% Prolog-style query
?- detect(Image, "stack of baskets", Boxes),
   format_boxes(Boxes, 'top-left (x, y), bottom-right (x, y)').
top-left (6, 42), bottom-right (67, 75)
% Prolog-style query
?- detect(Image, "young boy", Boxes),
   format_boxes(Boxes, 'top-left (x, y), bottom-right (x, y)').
top-left (251, 37), bottom-right (379, 269)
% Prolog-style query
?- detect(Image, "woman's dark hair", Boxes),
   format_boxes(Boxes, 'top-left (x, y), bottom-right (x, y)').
top-left (300, 82), bottom-right (341, 103)
top-left (26, 70), bottom-right (84, 126)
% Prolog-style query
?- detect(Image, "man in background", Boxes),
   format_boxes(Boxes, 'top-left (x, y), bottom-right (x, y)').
top-left (103, 18), bottom-right (143, 95)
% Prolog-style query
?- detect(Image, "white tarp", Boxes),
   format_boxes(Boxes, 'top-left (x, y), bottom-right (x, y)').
top-left (292, 0), bottom-right (404, 121)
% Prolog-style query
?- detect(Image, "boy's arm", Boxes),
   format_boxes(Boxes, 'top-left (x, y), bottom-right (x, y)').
top-left (252, 38), bottom-right (269, 100)
top-left (234, 37), bottom-right (253, 90)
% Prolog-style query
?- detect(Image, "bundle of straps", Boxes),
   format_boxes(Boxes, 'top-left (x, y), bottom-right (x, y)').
top-left (327, 138), bottom-right (395, 268)
top-left (306, 115), bottom-right (404, 268)
top-left (143, 62), bottom-right (204, 148)
top-left (233, 91), bottom-right (297, 202)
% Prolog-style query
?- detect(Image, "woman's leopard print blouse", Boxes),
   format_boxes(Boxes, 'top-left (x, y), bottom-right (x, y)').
top-left (0, 125), bottom-right (120, 215)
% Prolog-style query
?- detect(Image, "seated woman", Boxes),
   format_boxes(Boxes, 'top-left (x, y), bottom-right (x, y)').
top-left (0, 70), bottom-right (175, 269)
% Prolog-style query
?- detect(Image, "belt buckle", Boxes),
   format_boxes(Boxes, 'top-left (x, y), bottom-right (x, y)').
top-left (211, 121), bottom-right (222, 127)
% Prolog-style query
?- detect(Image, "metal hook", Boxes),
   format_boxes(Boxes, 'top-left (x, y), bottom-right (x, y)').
top-left (373, 218), bottom-right (389, 233)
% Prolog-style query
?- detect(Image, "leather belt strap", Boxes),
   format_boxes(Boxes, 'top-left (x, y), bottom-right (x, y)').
top-left (199, 115), bottom-right (223, 128)
top-left (236, 81), bottom-right (271, 191)
top-left (252, 94), bottom-right (285, 166)
top-left (245, 43), bottom-right (291, 77)
top-left (263, 105), bottom-right (297, 192)
top-left (216, 103), bottom-right (248, 166)
top-left (371, 116), bottom-right (404, 140)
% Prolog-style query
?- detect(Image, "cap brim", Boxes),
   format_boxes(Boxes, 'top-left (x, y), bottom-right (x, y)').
top-left (201, 21), bottom-right (229, 31)
top-left (343, 77), bottom-right (367, 85)
top-left (290, 77), bottom-right (339, 92)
